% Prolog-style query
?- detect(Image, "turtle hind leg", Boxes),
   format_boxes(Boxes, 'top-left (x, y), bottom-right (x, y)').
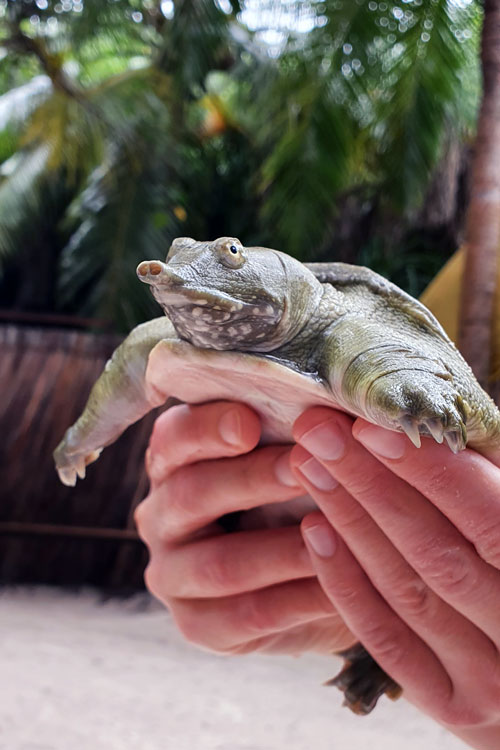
top-left (326, 643), bottom-right (402, 715)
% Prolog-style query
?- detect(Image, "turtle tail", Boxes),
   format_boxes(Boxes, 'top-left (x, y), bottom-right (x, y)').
top-left (326, 643), bottom-right (402, 715)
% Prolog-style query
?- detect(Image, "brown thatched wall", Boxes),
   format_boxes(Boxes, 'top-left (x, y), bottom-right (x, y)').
top-left (1, 325), bottom-right (162, 589)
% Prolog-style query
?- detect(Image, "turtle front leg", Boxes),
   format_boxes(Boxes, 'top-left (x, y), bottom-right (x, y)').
top-left (361, 367), bottom-right (469, 453)
top-left (324, 321), bottom-right (469, 452)
top-left (327, 643), bottom-right (402, 715)
top-left (54, 317), bottom-right (176, 486)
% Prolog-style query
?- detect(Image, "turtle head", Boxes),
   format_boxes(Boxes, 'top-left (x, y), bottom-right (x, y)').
top-left (136, 236), bottom-right (322, 352)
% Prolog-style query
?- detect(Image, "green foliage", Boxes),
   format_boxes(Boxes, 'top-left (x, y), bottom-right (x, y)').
top-left (0, 0), bottom-right (483, 330)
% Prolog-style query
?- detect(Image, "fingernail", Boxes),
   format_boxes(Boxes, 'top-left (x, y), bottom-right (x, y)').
top-left (298, 420), bottom-right (345, 461)
top-left (218, 409), bottom-right (242, 446)
top-left (303, 523), bottom-right (337, 557)
top-left (274, 451), bottom-right (300, 487)
top-left (356, 424), bottom-right (406, 459)
top-left (298, 457), bottom-right (339, 491)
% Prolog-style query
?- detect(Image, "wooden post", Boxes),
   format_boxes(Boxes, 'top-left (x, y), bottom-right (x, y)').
top-left (459, 0), bottom-right (500, 391)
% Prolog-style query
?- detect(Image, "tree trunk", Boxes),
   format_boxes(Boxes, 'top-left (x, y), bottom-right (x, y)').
top-left (458, 0), bottom-right (500, 391)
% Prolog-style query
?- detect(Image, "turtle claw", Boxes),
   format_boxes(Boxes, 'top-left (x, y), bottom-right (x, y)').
top-left (57, 466), bottom-right (77, 487)
top-left (398, 415), bottom-right (466, 454)
top-left (395, 392), bottom-right (468, 453)
top-left (75, 456), bottom-right (86, 480)
top-left (54, 447), bottom-right (103, 486)
top-left (444, 429), bottom-right (465, 454)
top-left (399, 416), bottom-right (421, 448)
top-left (424, 418), bottom-right (444, 444)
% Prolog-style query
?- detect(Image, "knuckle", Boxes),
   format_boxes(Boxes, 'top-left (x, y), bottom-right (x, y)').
top-left (390, 577), bottom-right (435, 620)
top-left (201, 548), bottom-right (238, 594)
top-left (421, 463), bottom-right (456, 498)
top-left (149, 404), bottom-right (185, 449)
top-left (143, 561), bottom-right (162, 598)
top-left (171, 604), bottom-right (230, 653)
top-left (133, 495), bottom-right (157, 545)
top-left (363, 623), bottom-right (408, 668)
top-left (133, 499), bottom-right (147, 531)
top-left (156, 471), bottom-right (204, 541)
top-left (238, 458), bottom-right (265, 499)
top-left (172, 606), bottom-right (205, 646)
top-left (473, 519), bottom-right (500, 568)
top-left (326, 574), bottom-right (365, 609)
top-left (345, 468), bottom-right (392, 504)
top-left (335, 507), bottom-right (372, 537)
top-left (239, 592), bottom-right (278, 635)
top-left (415, 539), bottom-right (477, 599)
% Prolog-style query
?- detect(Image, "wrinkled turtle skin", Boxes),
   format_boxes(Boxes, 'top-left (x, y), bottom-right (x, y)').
top-left (54, 236), bottom-right (500, 715)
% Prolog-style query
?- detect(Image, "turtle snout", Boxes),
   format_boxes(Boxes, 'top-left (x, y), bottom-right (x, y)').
top-left (137, 260), bottom-right (166, 280)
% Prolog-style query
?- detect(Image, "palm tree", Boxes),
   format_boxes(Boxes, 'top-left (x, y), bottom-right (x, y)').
top-left (458, 0), bottom-right (500, 391)
top-left (0, 0), bottom-right (482, 331)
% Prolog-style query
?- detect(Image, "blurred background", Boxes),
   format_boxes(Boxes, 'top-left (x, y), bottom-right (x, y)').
top-left (0, 0), bottom-right (493, 588)
top-left (0, 3), bottom-right (496, 748)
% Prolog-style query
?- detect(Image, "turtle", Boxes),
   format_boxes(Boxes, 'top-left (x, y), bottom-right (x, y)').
top-left (53, 235), bottom-right (500, 715)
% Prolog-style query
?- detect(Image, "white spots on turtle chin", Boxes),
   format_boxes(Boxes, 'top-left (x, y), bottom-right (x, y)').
top-left (252, 305), bottom-right (275, 317)
top-left (240, 323), bottom-right (252, 335)
top-left (195, 299), bottom-right (208, 305)
top-left (227, 326), bottom-right (237, 336)
top-left (192, 307), bottom-right (204, 317)
top-left (256, 332), bottom-right (266, 339)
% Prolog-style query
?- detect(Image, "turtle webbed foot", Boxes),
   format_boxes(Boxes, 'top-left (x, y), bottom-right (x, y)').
top-left (369, 370), bottom-right (469, 453)
top-left (327, 644), bottom-right (401, 715)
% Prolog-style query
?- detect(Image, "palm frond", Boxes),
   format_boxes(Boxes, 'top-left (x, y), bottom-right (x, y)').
top-left (0, 144), bottom-right (66, 262)
top-left (372, 0), bottom-right (481, 210)
top-left (58, 134), bottom-right (183, 330)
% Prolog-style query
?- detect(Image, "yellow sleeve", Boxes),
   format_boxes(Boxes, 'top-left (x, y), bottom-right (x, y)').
top-left (419, 248), bottom-right (500, 379)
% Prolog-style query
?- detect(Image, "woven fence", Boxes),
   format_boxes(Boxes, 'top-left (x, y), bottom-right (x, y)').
top-left (0, 324), bottom-right (163, 589)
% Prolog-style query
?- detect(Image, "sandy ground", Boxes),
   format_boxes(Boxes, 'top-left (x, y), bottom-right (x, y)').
top-left (0, 587), bottom-right (468, 750)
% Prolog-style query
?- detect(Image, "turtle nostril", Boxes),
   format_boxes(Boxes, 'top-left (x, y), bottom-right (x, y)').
top-left (149, 262), bottom-right (163, 276)
top-left (137, 262), bottom-right (149, 276)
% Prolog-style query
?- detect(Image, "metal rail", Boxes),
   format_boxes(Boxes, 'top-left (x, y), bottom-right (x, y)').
top-left (0, 522), bottom-right (141, 542)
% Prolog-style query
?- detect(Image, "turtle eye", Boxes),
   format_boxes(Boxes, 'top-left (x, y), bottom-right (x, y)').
top-left (218, 240), bottom-right (246, 269)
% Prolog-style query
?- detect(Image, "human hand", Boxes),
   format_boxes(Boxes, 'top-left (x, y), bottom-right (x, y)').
top-left (292, 407), bottom-right (500, 750)
top-left (134, 401), bottom-right (355, 656)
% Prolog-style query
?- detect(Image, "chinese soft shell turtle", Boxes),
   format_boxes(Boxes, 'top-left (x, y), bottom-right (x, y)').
top-left (53, 236), bottom-right (500, 715)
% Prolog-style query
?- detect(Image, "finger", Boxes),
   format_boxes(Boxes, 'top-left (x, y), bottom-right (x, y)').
top-left (145, 526), bottom-right (314, 598)
top-left (353, 419), bottom-right (500, 571)
top-left (136, 445), bottom-right (302, 546)
top-left (290, 442), bottom-right (497, 688)
top-left (301, 512), bottom-right (453, 717)
top-left (146, 401), bottom-right (261, 484)
top-left (293, 408), bottom-right (500, 647)
top-left (157, 578), bottom-right (335, 653)
top-left (229, 617), bottom-right (356, 656)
